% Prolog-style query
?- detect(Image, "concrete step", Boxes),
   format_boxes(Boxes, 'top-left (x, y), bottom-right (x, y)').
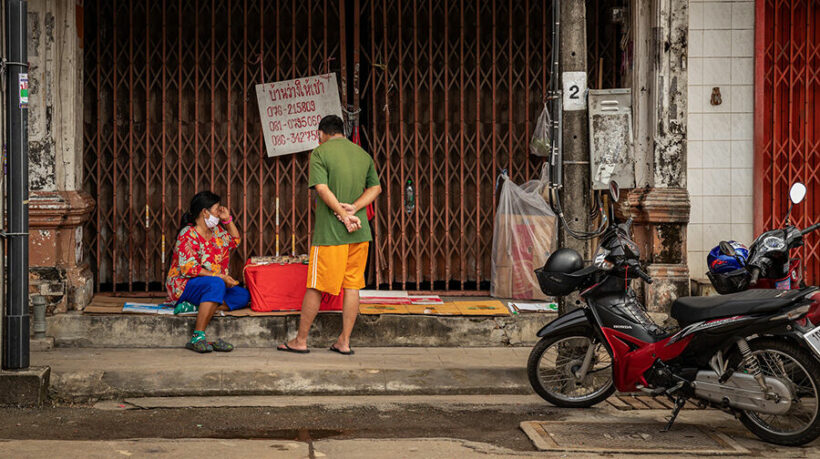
top-left (33, 347), bottom-right (532, 403)
top-left (47, 312), bottom-right (555, 348)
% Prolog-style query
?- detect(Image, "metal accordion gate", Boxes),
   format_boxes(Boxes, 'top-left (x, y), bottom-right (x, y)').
top-left (83, 0), bottom-right (623, 294)
top-left (755, 0), bottom-right (820, 284)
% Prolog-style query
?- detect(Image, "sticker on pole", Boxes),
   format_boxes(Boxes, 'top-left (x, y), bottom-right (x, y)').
top-left (18, 73), bottom-right (29, 109)
top-left (562, 71), bottom-right (586, 111)
top-left (255, 73), bottom-right (343, 157)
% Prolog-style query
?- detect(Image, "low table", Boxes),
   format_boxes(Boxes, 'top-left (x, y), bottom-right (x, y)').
top-left (243, 262), bottom-right (343, 312)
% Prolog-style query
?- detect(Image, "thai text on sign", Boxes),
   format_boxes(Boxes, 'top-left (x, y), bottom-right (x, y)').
top-left (255, 73), bottom-right (344, 157)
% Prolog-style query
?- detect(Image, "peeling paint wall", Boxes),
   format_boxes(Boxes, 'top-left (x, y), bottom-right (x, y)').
top-left (26, 0), bottom-right (83, 193)
top-left (652, 0), bottom-right (689, 188)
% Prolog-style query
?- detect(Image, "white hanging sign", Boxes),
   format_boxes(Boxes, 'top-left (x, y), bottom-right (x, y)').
top-left (255, 73), bottom-right (344, 157)
top-left (562, 71), bottom-right (587, 111)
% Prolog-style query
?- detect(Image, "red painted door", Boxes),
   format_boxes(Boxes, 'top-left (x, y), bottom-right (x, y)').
top-left (755, 0), bottom-right (820, 283)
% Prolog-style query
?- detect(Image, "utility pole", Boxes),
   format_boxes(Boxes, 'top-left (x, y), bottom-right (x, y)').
top-left (558, 0), bottom-right (590, 314)
top-left (3, 0), bottom-right (30, 370)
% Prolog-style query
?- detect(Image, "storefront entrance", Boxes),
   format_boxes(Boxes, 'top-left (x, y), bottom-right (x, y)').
top-left (82, 0), bottom-right (623, 293)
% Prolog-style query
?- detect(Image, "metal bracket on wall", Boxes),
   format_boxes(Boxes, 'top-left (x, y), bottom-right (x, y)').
top-left (0, 231), bottom-right (28, 238)
top-left (0, 59), bottom-right (29, 90)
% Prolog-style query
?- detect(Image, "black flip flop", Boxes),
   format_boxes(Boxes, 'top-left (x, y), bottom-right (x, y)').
top-left (277, 343), bottom-right (310, 354)
top-left (329, 345), bottom-right (355, 355)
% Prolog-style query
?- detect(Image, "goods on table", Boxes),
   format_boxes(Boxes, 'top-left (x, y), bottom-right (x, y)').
top-left (250, 254), bottom-right (310, 265)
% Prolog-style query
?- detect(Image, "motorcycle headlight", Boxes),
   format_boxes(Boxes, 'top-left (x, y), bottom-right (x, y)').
top-left (594, 247), bottom-right (614, 271)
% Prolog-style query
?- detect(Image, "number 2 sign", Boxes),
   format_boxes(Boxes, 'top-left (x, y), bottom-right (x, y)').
top-left (562, 71), bottom-right (587, 111)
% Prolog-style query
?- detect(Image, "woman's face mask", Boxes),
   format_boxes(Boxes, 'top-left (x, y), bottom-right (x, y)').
top-left (204, 210), bottom-right (220, 229)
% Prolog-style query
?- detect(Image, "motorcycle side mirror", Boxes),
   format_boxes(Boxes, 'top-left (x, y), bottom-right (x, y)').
top-left (790, 182), bottom-right (807, 205)
top-left (719, 241), bottom-right (736, 257)
top-left (608, 181), bottom-right (620, 202)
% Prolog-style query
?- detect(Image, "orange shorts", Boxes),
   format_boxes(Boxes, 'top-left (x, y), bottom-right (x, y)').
top-left (306, 242), bottom-right (369, 295)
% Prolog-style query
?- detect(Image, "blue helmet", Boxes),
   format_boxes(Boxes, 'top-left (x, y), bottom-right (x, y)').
top-left (707, 241), bottom-right (749, 274)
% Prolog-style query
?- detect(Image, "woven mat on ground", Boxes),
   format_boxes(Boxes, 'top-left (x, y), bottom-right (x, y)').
top-left (83, 296), bottom-right (510, 317)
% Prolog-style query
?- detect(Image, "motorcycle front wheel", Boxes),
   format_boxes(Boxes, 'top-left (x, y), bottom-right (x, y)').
top-left (527, 329), bottom-right (615, 408)
top-left (730, 338), bottom-right (820, 446)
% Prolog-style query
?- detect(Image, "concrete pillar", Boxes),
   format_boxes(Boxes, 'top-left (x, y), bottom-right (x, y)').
top-left (629, 0), bottom-right (690, 312)
top-left (26, 1), bottom-right (94, 313)
top-left (558, 0), bottom-right (592, 312)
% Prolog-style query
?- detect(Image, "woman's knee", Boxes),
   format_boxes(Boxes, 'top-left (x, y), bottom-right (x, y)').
top-left (225, 286), bottom-right (251, 310)
top-left (199, 276), bottom-right (227, 300)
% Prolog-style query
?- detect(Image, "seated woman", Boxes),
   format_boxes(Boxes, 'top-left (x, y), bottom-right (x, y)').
top-left (166, 191), bottom-right (250, 353)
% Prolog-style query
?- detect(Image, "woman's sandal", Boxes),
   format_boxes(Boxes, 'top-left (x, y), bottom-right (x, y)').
top-left (185, 340), bottom-right (213, 353)
top-left (209, 338), bottom-right (234, 352)
top-left (329, 344), bottom-right (354, 355)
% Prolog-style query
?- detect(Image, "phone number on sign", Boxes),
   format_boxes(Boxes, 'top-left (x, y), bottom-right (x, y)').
top-left (270, 130), bottom-right (321, 147)
top-left (265, 101), bottom-right (317, 119)
top-left (267, 114), bottom-right (322, 133)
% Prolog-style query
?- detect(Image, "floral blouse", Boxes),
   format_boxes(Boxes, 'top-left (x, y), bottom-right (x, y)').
top-left (165, 225), bottom-right (240, 302)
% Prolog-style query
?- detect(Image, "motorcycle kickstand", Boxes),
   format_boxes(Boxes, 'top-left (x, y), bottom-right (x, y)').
top-left (662, 396), bottom-right (688, 432)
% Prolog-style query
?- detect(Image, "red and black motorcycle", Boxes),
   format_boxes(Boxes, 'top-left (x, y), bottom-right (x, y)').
top-left (528, 182), bottom-right (820, 446)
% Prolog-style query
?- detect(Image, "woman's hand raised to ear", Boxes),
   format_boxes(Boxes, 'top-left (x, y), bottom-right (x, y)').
top-left (216, 205), bottom-right (232, 222)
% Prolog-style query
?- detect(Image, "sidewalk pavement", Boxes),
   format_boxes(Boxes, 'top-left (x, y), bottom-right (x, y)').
top-left (33, 347), bottom-right (531, 402)
top-left (4, 402), bottom-right (820, 457)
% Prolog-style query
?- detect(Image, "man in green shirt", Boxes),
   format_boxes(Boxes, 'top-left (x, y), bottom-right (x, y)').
top-left (278, 115), bottom-right (381, 355)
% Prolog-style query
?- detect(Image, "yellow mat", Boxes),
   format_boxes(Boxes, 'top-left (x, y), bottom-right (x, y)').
top-left (359, 304), bottom-right (409, 315)
top-left (405, 303), bottom-right (462, 315)
top-left (453, 300), bottom-right (511, 316)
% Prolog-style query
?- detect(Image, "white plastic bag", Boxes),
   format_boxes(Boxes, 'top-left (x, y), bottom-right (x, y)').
top-left (529, 103), bottom-right (552, 157)
top-left (491, 175), bottom-right (558, 300)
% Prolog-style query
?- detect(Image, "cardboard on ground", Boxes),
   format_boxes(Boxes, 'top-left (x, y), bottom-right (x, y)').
top-left (359, 304), bottom-right (410, 315)
top-left (453, 300), bottom-right (511, 316)
top-left (405, 303), bottom-right (461, 315)
top-left (360, 290), bottom-right (408, 298)
top-left (510, 302), bottom-right (558, 312)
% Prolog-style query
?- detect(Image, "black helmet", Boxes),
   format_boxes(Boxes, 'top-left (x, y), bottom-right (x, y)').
top-left (535, 248), bottom-right (588, 296)
top-left (545, 248), bottom-right (584, 274)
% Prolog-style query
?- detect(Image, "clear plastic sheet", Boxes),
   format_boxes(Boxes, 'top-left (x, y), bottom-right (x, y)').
top-left (491, 174), bottom-right (558, 300)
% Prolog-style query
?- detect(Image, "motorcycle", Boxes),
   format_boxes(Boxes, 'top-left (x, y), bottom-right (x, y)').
top-left (528, 181), bottom-right (820, 446)
top-left (710, 182), bottom-right (820, 292)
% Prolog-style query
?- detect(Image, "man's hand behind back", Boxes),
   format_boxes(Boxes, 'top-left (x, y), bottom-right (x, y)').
top-left (334, 203), bottom-right (362, 233)
top-left (343, 214), bottom-right (362, 233)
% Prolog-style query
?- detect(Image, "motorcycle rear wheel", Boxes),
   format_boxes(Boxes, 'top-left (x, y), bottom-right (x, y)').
top-left (527, 330), bottom-right (615, 408)
top-left (730, 338), bottom-right (820, 446)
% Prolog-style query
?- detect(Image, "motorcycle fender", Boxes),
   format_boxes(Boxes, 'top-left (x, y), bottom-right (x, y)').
top-left (536, 308), bottom-right (594, 338)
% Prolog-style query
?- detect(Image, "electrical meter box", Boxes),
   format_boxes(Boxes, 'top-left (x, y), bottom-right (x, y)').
top-left (588, 89), bottom-right (635, 190)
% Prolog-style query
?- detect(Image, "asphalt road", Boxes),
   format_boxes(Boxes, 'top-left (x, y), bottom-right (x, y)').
top-left (2, 395), bottom-right (820, 458)
top-left (1, 402), bottom-right (547, 451)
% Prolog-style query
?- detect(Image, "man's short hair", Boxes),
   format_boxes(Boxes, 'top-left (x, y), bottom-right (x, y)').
top-left (318, 115), bottom-right (345, 136)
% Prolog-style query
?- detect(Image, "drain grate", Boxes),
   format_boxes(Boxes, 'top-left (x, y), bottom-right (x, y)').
top-left (520, 421), bottom-right (749, 455)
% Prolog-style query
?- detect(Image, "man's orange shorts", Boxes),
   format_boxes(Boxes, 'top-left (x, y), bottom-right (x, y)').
top-left (306, 242), bottom-right (369, 295)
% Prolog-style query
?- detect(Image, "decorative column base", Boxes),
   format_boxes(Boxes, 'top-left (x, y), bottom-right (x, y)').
top-left (628, 187), bottom-right (690, 313)
top-left (29, 191), bottom-right (95, 313)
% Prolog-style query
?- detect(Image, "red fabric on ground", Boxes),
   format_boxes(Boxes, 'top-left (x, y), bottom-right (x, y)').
top-left (244, 262), bottom-right (343, 312)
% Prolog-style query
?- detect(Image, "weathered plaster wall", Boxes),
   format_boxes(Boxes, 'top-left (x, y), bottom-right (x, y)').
top-left (653, 0), bottom-right (689, 188)
top-left (25, 1), bottom-right (94, 313)
top-left (26, 0), bottom-right (83, 192)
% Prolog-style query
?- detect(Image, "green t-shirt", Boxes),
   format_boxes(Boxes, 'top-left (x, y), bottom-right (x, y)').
top-left (308, 138), bottom-right (381, 246)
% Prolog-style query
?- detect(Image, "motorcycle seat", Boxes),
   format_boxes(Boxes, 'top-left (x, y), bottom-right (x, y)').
top-left (671, 288), bottom-right (809, 324)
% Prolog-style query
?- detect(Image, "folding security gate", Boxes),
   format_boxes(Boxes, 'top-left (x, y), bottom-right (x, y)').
top-left (755, 0), bottom-right (820, 283)
top-left (83, 0), bottom-right (623, 293)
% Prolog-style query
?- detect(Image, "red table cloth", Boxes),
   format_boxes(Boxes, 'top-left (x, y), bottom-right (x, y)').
top-left (244, 262), bottom-right (343, 312)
